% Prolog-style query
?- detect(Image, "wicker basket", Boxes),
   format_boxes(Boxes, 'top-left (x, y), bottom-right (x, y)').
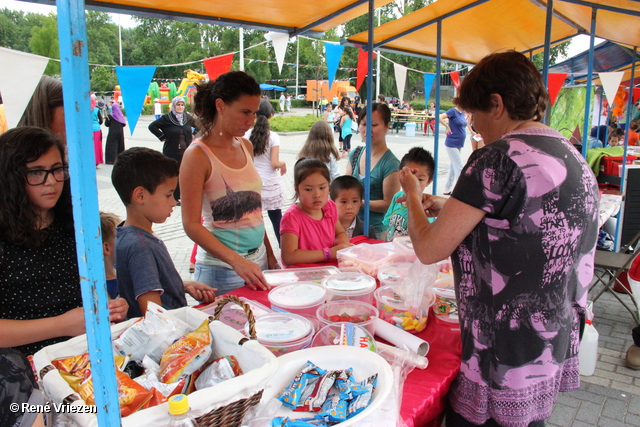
top-left (33, 296), bottom-right (278, 427)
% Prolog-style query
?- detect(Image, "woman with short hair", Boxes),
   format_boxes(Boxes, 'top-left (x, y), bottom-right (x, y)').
top-left (399, 51), bottom-right (599, 427)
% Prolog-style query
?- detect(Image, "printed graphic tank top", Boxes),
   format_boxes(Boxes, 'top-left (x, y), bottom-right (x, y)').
top-left (193, 140), bottom-right (264, 264)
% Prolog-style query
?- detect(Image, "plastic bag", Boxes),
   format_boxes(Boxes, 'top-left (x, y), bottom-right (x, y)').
top-left (194, 355), bottom-right (243, 390)
top-left (393, 259), bottom-right (439, 315)
top-left (112, 302), bottom-right (191, 363)
top-left (159, 319), bottom-right (212, 384)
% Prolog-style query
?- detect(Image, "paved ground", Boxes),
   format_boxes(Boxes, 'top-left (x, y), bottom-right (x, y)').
top-left (96, 108), bottom-right (640, 426)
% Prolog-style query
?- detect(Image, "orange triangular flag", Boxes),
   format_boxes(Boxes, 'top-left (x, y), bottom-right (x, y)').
top-left (203, 53), bottom-right (234, 82)
top-left (548, 73), bottom-right (567, 106)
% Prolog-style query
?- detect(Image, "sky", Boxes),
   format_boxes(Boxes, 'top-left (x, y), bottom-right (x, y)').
top-left (1, 0), bottom-right (606, 60)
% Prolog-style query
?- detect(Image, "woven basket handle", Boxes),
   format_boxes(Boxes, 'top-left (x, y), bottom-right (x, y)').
top-left (213, 295), bottom-right (257, 341)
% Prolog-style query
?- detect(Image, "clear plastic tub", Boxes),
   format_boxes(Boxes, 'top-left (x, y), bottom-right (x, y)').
top-left (200, 297), bottom-right (274, 331)
top-left (392, 236), bottom-right (418, 263)
top-left (432, 287), bottom-right (458, 323)
top-left (316, 300), bottom-right (378, 337)
top-left (337, 243), bottom-right (398, 277)
top-left (248, 313), bottom-right (314, 357)
top-left (311, 322), bottom-right (377, 352)
top-left (435, 258), bottom-right (453, 288)
top-left (263, 266), bottom-right (340, 287)
top-left (268, 282), bottom-right (327, 319)
top-left (321, 272), bottom-right (377, 304)
top-left (377, 262), bottom-right (413, 287)
top-left (374, 285), bottom-right (435, 334)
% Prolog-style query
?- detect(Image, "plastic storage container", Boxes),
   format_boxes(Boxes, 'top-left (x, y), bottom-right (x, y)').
top-left (200, 297), bottom-right (273, 331)
top-left (377, 262), bottom-right (413, 287)
top-left (268, 282), bottom-right (327, 318)
top-left (311, 322), bottom-right (377, 352)
top-left (337, 243), bottom-right (398, 277)
top-left (248, 313), bottom-right (314, 357)
top-left (374, 285), bottom-right (435, 334)
top-left (263, 266), bottom-right (340, 287)
top-left (392, 236), bottom-right (418, 263)
top-left (322, 272), bottom-right (377, 304)
top-left (405, 122), bottom-right (416, 137)
top-left (316, 300), bottom-right (378, 336)
top-left (432, 286), bottom-right (458, 323)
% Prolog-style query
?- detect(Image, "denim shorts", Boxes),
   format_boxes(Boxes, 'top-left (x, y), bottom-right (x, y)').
top-left (194, 246), bottom-right (268, 295)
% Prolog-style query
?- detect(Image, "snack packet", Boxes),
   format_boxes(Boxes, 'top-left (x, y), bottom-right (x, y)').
top-left (276, 362), bottom-right (326, 409)
top-left (271, 417), bottom-right (329, 426)
top-left (116, 368), bottom-right (153, 417)
top-left (134, 355), bottom-right (185, 407)
top-left (316, 393), bottom-right (347, 423)
top-left (194, 355), bottom-right (243, 390)
top-left (160, 319), bottom-right (212, 384)
top-left (293, 370), bottom-right (339, 412)
top-left (113, 302), bottom-right (191, 363)
top-left (346, 374), bottom-right (377, 418)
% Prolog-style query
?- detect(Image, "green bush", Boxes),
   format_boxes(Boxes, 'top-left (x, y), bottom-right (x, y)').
top-left (270, 114), bottom-right (321, 132)
top-left (291, 99), bottom-right (307, 108)
top-left (410, 101), bottom-right (425, 110)
top-left (141, 103), bottom-right (182, 115)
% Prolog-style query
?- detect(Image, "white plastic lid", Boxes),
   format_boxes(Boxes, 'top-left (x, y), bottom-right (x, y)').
top-left (377, 262), bottom-right (413, 284)
top-left (338, 243), bottom-right (395, 262)
top-left (250, 313), bottom-right (312, 343)
top-left (268, 282), bottom-right (326, 308)
top-left (322, 272), bottom-right (376, 294)
top-left (433, 287), bottom-right (456, 299)
top-left (263, 266), bottom-right (340, 286)
top-left (393, 236), bottom-right (414, 252)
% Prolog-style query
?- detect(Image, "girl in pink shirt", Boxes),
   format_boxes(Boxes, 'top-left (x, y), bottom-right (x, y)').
top-left (280, 158), bottom-right (352, 266)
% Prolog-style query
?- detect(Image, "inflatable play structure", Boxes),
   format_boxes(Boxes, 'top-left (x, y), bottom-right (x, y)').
top-left (146, 69), bottom-right (207, 105)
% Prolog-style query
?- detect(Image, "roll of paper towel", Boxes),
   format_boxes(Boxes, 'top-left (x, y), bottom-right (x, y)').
top-left (374, 318), bottom-right (430, 356)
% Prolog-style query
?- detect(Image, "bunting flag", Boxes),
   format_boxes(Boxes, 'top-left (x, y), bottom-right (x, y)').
top-left (325, 42), bottom-right (345, 90)
top-left (356, 48), bottom-right (376, 91)
top-left (599, 71), bottom-right (625, 105)
top-left (115, 66), bottom-right (156, 134)
top-left (265, 32), bottom-right (290, 74)
top-left (203, 54), bottom-right (234, 82)
top-left (450, 71), bottom-right (460, 89)
top-left (632, 87), bottom-right (640, 104)
top-left (0, 47), bottom-right (50, 128)
top-left (394, 63), bottom-right (408, 102)
top-left (547, 73), bottom-right (568, 106)
top-left (423, 73), bottom-right (436, 104)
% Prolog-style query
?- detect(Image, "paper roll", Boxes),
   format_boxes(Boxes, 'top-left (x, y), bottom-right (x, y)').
top-left (375, 341), bottom-right (428, 369)
top-left (373, 318), bottom-right (430, 356)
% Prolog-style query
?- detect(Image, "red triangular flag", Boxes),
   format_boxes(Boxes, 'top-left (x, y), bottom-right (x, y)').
top-left (356, 48), bottom-right (376, 92)
top-left (203, 53), bottom-right (234, 82)
top-left (547, 73), bottom-right (568, 106)
top-left (570, 124), bottom-right (582, 145)
top-left (450, 71), bottom-right (460, 89)
top-left (633, 87), bottom-right (640, 104)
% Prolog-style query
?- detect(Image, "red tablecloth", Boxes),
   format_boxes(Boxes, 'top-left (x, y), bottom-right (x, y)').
top-left (228, 285), bottom-right (462, 427)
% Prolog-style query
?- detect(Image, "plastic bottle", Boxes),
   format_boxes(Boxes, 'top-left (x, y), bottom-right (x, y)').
top-left (168, 394), bottom-right (200, 427)
top-left (579, 320), bottom-right (599, 376)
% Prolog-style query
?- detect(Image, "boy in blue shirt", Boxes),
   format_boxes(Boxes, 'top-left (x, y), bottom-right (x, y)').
top-left (111, 147), bottom-right (216, 319)
top-left (383, 147), bottom-right (435, 241)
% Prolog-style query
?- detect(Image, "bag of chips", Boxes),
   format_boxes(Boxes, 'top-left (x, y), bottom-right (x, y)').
top-left (160, 319), bottom-right (212, 384)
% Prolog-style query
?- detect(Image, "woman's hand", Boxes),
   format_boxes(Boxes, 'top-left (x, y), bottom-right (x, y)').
top-left (59, 307), bottom-right (87, 337)
top-left (232, 257), bottom-right (269, 290)
top-left (108, 298), bottom-right (128, 323)
top-left (398, 166), bottom-right (423, 197)
top-left (184, 281), bottom-right (217, 304)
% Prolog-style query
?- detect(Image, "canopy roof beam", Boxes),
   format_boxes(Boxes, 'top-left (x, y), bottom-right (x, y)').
top-left (290, 0), bottom-right (369, 37)
top-left (558, 0), bottom-right (640, 17)
top-left (372, 0), bottom-right (490, 49)
top-left (528, 0), bottom-right (588, 32)
top-left (341, 39), bottom-right (475, 65)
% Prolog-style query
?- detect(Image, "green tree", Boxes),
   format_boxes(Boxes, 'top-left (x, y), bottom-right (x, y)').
top-left (29, 14), bottom-right (59, 75)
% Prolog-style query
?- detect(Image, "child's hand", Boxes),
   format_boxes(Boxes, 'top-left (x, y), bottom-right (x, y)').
top-left (331, 243), bottom-right (354, 258)
top-left (184, 281), bottom-right (217, 304)
top-left (108, 298), bottom-right (128, 323)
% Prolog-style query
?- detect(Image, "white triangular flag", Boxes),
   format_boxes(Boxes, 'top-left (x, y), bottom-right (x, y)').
top-left (598, 71), bottom-right (624, 105)
top-left (265, 32), bottom-right (290, 74)
top-left (0, 47), bottom-right (50, 128)
top-left (394, 63), bottom-right (408, 103)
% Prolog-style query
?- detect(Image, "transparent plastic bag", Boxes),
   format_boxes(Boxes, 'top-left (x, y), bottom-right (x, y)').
top-left (393, 259), bottom-right (439, 315)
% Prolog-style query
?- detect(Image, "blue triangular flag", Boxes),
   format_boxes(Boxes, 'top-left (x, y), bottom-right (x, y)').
top-left (115, 66), bottom-right (156, 134)
top-left (325, 42), bottom-right (345, 91)
top-left (423, 73), bottom-right (436, 105)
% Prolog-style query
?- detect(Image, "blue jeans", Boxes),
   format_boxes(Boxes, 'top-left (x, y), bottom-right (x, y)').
top-left (194, 246), bottom-right (268, 295)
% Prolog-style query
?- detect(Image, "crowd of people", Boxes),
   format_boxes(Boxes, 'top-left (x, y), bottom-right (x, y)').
top-left (0, 50), bottom-right (615, 427)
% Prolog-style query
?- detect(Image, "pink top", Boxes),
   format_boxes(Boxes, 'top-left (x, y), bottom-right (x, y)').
top-left (280, 200), bottom-right (338, 253)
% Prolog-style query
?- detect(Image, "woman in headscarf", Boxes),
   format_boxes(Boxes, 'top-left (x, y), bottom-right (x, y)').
top-left (104, 101), bottom-right (126, 164)
top-left (148, 96), bottom-right (196, 203)
top-left (90, 95), bottom-right (104, 169)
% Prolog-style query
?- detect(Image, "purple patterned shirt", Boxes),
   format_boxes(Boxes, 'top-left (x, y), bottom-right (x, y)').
top-left (448, 128), bottom-right (599, 426)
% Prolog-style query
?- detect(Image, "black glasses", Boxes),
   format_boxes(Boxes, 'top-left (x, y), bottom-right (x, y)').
top-left (24, 166), bottom-right (70, 186)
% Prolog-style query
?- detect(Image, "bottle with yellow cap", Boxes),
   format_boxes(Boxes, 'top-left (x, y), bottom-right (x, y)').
top-left (168, 394), bottom-right (200, 427)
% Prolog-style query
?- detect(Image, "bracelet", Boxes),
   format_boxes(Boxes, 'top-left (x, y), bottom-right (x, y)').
top-left (323, 247), bottom-right (331, 261)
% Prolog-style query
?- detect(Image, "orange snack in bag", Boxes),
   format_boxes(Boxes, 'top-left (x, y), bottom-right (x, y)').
top-left (160, 320), bottom-right (212, 384)
top-left (116, 369), bottom-right (153, 417)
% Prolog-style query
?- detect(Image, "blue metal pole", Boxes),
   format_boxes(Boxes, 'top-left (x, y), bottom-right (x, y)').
top-left (542, 0), bottom-right (553, 125)
top-left (56, 0), bottom-right (121, 424)
top-left (363, 0), bottom-right (374, 232)
top-left (581, 8), bottom-right (597, 159)
top-left (614, 46), bottom-right (636, 251)
top-left (433, 20), bottom-right (442, 194)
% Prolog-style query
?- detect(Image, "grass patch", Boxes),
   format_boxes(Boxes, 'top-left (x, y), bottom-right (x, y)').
top-left (270, 114), bottom-right (322, 132)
